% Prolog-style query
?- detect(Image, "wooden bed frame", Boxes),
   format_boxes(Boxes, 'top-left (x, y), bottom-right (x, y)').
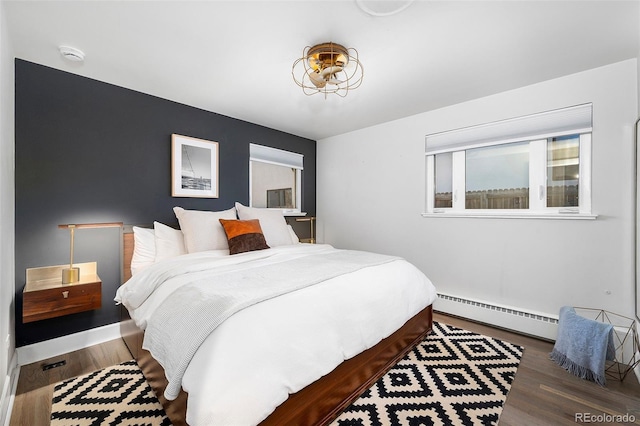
top-left (120, 230), bottom-right (433, 425)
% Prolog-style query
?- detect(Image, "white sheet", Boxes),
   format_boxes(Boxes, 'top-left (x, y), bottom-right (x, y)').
top-left (116, 244), bottom-right (437, 425)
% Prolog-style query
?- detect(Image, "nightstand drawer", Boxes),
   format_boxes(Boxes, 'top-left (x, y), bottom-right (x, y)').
top-left (23, 281), bottom-right (101, 323)
top-left (23, 262), bottom-right (102, 323)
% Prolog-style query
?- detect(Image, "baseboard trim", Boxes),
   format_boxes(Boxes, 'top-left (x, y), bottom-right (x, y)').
top-left (16, 322), bottom-right (121, 366)
top-left (434, 292), bottom-right (559, 340)
top-left (0, 351), bottom-right (19, 426)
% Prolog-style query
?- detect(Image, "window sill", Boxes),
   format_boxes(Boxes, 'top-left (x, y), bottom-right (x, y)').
top-left (249, 207), bottom-right (306, 217)
top-left (282, 211), bottom-right (307, 217)
top-left (421, 211), bottom-right (597, 220)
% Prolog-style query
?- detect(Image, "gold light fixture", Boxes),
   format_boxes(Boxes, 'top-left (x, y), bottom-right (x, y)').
top-left (296, 216), bottom-right (316, 244)
top-left (59, 222), bottom-right (123, 284)
top-left (292, 42), bottom-right (363, 98)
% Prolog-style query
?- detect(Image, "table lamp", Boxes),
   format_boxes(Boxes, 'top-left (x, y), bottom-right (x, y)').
top-left (295, 216), bottom-right (316, 244)
top-left (58, 222), bottom-right (123, 283)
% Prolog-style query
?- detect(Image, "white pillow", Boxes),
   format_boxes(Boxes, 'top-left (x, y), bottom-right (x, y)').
top-left (287, 225), bottom-right (300, 244)
top-left (154, 221), bottom-right (187, 261)
top-left (131, 226), bottom-right (156, 275)
top-left (235, 202), bottom-right (293, 247)
top-left (173, 206), bottom-right (237, 253)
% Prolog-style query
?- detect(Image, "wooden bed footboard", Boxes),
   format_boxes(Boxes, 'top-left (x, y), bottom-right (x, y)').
top-left (262, 304), bottom-right (433, 426)
top-left (120, 304), bottom-right (432, 426)
top-left (120, 230), bottom-right (433, 425)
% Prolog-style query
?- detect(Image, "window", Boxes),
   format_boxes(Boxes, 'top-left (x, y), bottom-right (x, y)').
top-left (249, 144), bottom-right (304, 215)
top-left (466, 142), bottom-right (530, 209)
top-left (424, 104), bottom-right (594, 218)
top-left (547, 135), bottom-right (580, 208)
top-left (434, 152), bottom-right (453, 208)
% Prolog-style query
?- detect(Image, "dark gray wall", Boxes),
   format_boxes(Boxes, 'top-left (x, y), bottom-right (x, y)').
top-left (15, 59), bottom-right (316, 346)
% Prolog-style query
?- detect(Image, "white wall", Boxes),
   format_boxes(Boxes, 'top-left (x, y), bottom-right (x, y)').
top-left (0, 1), bottom-right (15, 422)
top-left (635, 5), bottom-right (640, 382)
top-left (318, 59), bottom-right (638, 335)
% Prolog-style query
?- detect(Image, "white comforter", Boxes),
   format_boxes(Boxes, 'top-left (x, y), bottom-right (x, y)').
top-left (115, 244), bottom-right (437, 426)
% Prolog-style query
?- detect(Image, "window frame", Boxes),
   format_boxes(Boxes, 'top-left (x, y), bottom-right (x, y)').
top-left (423, 105), bottom-right (596, 220)
top-left (249, 144), bottom-right (305, 216)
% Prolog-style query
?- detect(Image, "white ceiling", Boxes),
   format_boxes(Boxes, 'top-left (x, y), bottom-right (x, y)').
top-left (4, 0), bottom-right (639, 140)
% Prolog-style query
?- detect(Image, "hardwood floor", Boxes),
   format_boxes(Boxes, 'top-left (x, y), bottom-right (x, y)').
top-left (9, 313), bottom-right (640, 425)
top-left (436, 313), bottom-right (640, 426)
top-left (9, 339), bottom-right (132, 426)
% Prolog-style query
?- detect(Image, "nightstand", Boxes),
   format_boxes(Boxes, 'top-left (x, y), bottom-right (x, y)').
top-left (23, 262), bottom-right (102, 323)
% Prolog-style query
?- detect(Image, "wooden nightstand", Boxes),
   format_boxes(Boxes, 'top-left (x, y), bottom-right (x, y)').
top-left (23, 262), bottom-right (102, 323)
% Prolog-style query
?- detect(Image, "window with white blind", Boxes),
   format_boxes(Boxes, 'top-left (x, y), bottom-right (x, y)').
top-left (249, 144), bottom-right (304, 215)
top-left (424, 104), bottom-right (595, 219)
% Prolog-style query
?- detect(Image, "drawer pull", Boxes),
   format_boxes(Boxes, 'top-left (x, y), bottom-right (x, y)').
top-left (62, 291), bottom-right (69, 299)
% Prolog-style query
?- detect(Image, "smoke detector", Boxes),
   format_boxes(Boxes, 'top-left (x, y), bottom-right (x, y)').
top-left (59, 46), bottom-right (85, 62)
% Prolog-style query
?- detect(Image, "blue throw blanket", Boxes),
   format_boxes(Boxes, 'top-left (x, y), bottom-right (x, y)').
top-left (550, 306), bottom-right (615, 386)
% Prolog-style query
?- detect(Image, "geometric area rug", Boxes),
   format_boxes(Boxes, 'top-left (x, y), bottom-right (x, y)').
top-left (331, 321), bottom-right (524, 426)
top-left (50, 359), bottom-right (171, 426)
top-left (49, 321), bottom-right (522, 426)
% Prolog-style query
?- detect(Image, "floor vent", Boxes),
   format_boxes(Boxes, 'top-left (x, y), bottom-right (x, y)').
top-left (438, 293), bottom-right (558, 324)
top-left (42, 360), bottom-right (66, 371)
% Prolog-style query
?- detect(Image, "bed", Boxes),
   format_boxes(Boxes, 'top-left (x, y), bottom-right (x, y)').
top-left (116, 205), bottom-right (437, 425)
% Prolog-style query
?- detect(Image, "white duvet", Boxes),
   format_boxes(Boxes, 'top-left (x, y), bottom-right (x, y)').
top-left (115, 244), bottom-right (437, 426)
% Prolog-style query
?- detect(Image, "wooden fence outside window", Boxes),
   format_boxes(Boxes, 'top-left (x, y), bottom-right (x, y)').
top-left (435, 185), bottom-right (578, 209)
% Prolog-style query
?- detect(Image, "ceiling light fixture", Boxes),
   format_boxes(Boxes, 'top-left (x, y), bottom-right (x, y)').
top-left (59, 45), bottom-right (85, 62)
top-left (292, 42), bottom-right (363, 98)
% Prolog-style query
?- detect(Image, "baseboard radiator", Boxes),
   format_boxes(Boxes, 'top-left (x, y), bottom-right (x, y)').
top-left (435, 292), bottom-right (559, 340)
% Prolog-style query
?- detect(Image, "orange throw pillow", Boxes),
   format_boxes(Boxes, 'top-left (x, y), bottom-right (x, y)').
top-left (219, 219), bottom-right (270, 255)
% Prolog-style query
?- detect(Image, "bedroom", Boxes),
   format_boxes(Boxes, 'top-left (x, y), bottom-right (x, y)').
top-left (1, 0), bottom-right (640, 425)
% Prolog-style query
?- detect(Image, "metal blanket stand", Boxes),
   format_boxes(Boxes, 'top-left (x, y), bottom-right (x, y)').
top-left (573, 307), bottom-right (640, 381)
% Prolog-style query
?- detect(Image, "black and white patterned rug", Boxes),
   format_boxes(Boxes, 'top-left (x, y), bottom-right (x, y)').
top-left (50, 359), bottom-right (170, 425)
top-left (331, 321), bottom-right (524, 426)
top-left (50, 322), bottom-right (522, 426)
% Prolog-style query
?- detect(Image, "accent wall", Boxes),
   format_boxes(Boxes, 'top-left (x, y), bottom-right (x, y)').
top-left (14, 59), bottom-right (316, 346)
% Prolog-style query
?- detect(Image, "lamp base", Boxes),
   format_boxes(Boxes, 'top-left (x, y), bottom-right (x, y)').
top-left (62, 267), bottom-right (80, 284)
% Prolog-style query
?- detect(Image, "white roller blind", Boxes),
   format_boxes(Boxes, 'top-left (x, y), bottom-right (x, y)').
top-left (250, 143), bottom-right (304, 169)
top-left (425, 103), bottom-right (592, 155)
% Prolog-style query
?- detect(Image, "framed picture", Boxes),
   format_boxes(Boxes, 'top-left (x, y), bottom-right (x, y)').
top-left (171, 134), bottom-right (219, 198)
